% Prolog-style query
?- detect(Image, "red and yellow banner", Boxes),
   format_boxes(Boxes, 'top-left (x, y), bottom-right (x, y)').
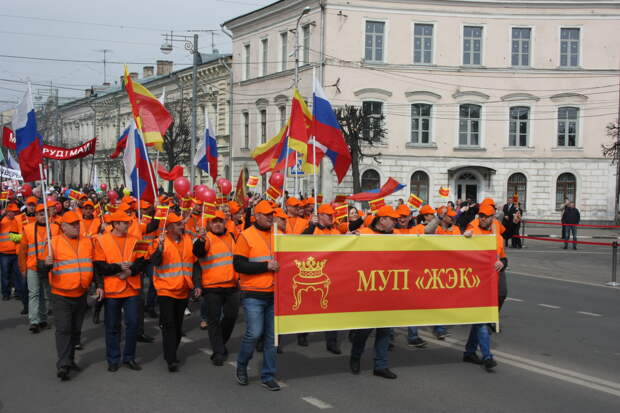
top-left (274, 234), bottom-right (498, 335)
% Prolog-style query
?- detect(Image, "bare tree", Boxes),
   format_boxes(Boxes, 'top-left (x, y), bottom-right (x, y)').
top-left (335, 105), bottom-right (388, 193)
top-left (161, 92), bottom-right (192, 192)
top-left (602, 119), bottom-right (620, 222)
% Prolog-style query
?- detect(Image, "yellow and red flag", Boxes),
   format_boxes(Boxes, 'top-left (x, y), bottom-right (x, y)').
top-left (203, 202), bottom-right (216, 218)
top-left (273, 234), bottom-right (498, 335)
top-left (408, 194), bottom-right (423, 209)
top-left (266, 185), bottom-right (282, 201)
top-left (368, 198), bottom-right (385, 212)
top-left (123, 66), bottom-right (171, 150)
top-left (439, 187), bottom-right (450, 198)
top-left (154, 205), bottom-right (170, 220)
top-left (333, 194), bottom-right (347, 204)
top-left (0, 191), bottom-right (8, 201)
top-left (246, 175), bottom-right (259, 188)
top-left (334, 204), bottom-right (348, 222)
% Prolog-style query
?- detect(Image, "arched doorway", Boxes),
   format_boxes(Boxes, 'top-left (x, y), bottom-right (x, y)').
top-left (361, 169), bottom-right (381, 191)
top-left (455, 172), bottom-right (480, 202)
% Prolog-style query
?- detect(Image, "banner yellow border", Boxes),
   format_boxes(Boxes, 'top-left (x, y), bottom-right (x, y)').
top-left (275, 234), bottom-right (495, 252)
top-left (274, 307), bottom-right (499, 335)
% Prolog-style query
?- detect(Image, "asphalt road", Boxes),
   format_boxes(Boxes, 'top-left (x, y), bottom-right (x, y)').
top-left (1, 241), bottom-right (619, 413)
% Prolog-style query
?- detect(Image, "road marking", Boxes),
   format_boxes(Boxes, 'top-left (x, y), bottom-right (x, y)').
top-left (577, 311), bottom-right (603, 317)
top-left (198, 347), bottom-right (213, 356)
top-left (506, 298), bottom-right (524, 302)
top-left (418, 333), bottom-right (620, 398)
top-left (509, 271), bottom-right (620, 289)
top-left (180, 336), bottom-right (194, 344)
top-left (301, 397), bottom-right (333, 409)
top-left (539, 304), bottom-right (561, 309)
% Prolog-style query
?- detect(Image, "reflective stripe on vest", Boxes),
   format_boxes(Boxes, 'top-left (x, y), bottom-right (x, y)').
top-left (248, 255), bottom-right (273, 262)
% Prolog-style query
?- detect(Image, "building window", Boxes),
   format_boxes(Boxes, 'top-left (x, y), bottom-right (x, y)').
top-left (458, 104), bottom-right (481, 146)
top-left (509, 106), bottom-right (529, 147)
top-left (242, 112), bottom-right (249, 148)
top-left (410, 103), bottom-right (431, 144)
top-left (243, 44), bottom-right (251, 80)
top-left (280, 32), bottom-right (288, 71)
top-left (556, 173), bottom-right (576, 210)
top-left (413, 24), bottom-right (433, 64)
top-left (302, 24), bottom-right (310, 65)
top-left (361, 169), bottom-right (381, 191)
top-left (362, 101), bottom-right (383, 141)
top-left (560, 28), bottom-right (580, 67)
top-left (557, 107), bottom-right (578, 147)
top-left (278, 105), bottom-right (287, 128)
top-left (259, 109), bottom-right (267, 144)
top-left (410, 171), bottom-right (429, 201)
top-left (511, 27), bottom-right (531, 67)
top-left (463, 26), bottom-right (483, 65)
top-left (365, 21), bottom-right (385, 63)
top-left (507, 172), bottom-right (527, 210)
top-left (261, 38), bottom-right (269, 76)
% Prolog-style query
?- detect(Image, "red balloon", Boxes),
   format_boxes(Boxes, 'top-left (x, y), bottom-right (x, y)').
top-left (216, 177), bottom-right (225, 187)
top-left (100, 183), bottom-right (107, 191)
top-left (21, 183), bottom-right (33, 197)
top-left (194, 185), bottom-right (208, 199)
top-left (219, 179), bottom-right (233, 195)
top-left (107, 191), bottom-right (119, 202)
top-left (269, 172), bottom-right (284, 188)
top-left (197, 188), bottom-right (216, 203)
top-left (173, 177), bottom-right (191, 197)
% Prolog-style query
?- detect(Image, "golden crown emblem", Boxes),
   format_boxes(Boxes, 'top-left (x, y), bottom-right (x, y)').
top-left (292, 256), bottom-right (331, 311)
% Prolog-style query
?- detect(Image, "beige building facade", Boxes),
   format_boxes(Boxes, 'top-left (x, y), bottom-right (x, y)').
top-left (224, 0), bottom-right (620, 221)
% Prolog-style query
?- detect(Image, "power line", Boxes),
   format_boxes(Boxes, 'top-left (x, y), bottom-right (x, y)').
top-left (0, 13), bottom-right (168, 32)
top-left (0, 53), bottom-right (193, 66)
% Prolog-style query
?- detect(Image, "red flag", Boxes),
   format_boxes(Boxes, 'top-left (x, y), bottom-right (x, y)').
top-left (235, 168), bottom-right (249, 208)
top-left (408, 194), bottom-right (423, 209)
top-left (347, 178), bottom-right (405, 202)
top-left (369, 198), bottom-right (385, 212)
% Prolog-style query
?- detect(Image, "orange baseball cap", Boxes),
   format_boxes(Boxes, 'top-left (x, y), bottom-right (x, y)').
top-left (395, 204), bottom-right (411, 217)
top-left (274, 208), bottom-right (288, 219)
top-left (35, 204), bottom-right (46, 212)
top-left (228, 201), bottom-right (241, 214)
top-left (480, 198), bottom-right (496, 208)
top-left (255, 200), bottom-right (275, 215)
top-left (478, 205), bottom-right (496, 216)
top-left (103, 214), bottom-right (112, 224)
top-left (140, 200), bottom-right (152, 209)
top-left (108, 211), bottom-right (131, 222)
top-left (305, 197), bottom-right (315, 206)
top-left (61, 211), bottom-right (80, 224)
top-left (445, 208), bottom-right (457, 218)
top-left (118, 203), bottom-right (131, 212)
top-left (26, 196), bottom-right (38, 205)
top-left (317, 204), bottom-right (336, 215)
top-left (210, 210), bottom-right (227, 221)
top-left (376, 205), bottom-right (399, 218)
top-left (166, 213), bottom-right (184, 224)
top-left (285, 197), bottom-right (301, 207)
top-left (419, 205), bottom-right (436, 215)
top-left (6, 203), bottom-right (19, 212)
top-left (82, 200), bottom-right (95, 208)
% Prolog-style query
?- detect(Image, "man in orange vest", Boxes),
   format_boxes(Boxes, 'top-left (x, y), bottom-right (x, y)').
top-left (410, 204), bottom-right (440, 234)
top-left (352, 205), bottom-right (399, 380)
top-left (284, 197), bottom-right (308, 234)
top-left (233, 200), bottom-right (281, 391)
top-left (93, 211), bottom-right (149, 372)
top-left (394, 204), bottom-right (413, 234)
top-left (461, 204), bottom-right (504, 372)
top-left (193, 210), bottom-right (239, 366)
top-left (0, 202), bottom-right (27, 313)
top-left (297, 204), bottom-right (342, 353)
top-left (80, 200), bottom-right (101, 238)
top-left (24, 196), bottom-right (38, 225)
top-left (22, 204), bottom-right (60, 333)
top-left (150, 212), bottom-right (197, 372)
top-left (436, 208), bottom-right (461, 235)
top-left (43, 211), bottom-right (96, 381)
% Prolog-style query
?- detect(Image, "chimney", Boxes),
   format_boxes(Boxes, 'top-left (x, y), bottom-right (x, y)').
top-left (129, 72), bottom-right (139, 81)
top-left (156, 60), bottom-right (173, 76)
top-left (143, 66), bottom-right (154, 78)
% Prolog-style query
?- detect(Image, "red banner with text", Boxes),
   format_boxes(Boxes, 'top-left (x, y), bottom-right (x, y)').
top-left (3, 127), bottom-right (96, 160)
top-left (274, 234), bottom-right (499, 335)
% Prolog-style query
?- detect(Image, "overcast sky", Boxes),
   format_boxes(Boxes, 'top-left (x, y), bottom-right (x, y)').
top-left (0, 0), bottom-right (274, 112)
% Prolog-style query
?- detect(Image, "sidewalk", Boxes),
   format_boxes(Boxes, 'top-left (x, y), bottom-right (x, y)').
top-left (521, 222), bottom-right (620, 240)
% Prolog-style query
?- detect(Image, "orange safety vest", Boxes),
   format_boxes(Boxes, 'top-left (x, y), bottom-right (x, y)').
top-left (436, 225), bottom-right (462, 235)
top-left (312, 226), bottom-right (341, 235)
top-left (49, 235), bottom-right (94, 298)
top-left (0, 216), bottom-right (22, 254)
top-left (236, 226), bottom-right (274, 292)
top-left (21, 214), bottom-right (35, 227)
top-left (24, 222), bottom-right (60, 271)
top-left (139, 220), bottom-right (162, 254)
top-left (153, 234), bottom-right (195, 299)
top-left (184, 214), bottom-right (202, 239)
top-left (95, 232), bottom-right (141, 298)
top-left (469, 221), bottom-right (506, 259)
top-left (80, 217), bottom-right (101, 238)
top-left (394, 227), bottom-right (411, 234)
top-left (128, 218), bottom-right (142, 239)
top-left (199, 231), bottom-right (237, 289)
top-left (286, 217), bottom-right (309, 234)
top-left (410, 224), bottom-right (425, 235)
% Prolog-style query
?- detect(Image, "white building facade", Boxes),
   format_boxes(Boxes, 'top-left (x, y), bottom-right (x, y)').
top-left (224, 0), bottom-right (620, 221)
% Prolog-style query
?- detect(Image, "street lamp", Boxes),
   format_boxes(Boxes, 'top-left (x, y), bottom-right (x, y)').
top-left (294, 6), bottom-right (311, 88)
top-left (160, 31), bottom-right (202, 186)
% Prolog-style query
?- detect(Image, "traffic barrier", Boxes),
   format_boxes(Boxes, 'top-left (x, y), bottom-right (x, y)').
top-left (522, 220), bottom-right (620, 229)
top-left (512, 235), bottom-right (619, 287)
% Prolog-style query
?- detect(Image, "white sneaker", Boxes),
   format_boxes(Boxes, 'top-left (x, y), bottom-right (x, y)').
top-left (184, 307), bottom-right (191, 317)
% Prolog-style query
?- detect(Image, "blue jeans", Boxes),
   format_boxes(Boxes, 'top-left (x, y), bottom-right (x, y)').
top-left (464, 324), bottom-right (492, 360)
top-left (351, 328), bottom-right (391, 369)
top-left (142, 265), bottom-right (157, 311)
top-left (0, 253), bottom-right (27, 307)
top-left (236, 297), bottom-right (276, 382)
top-left (200, 294), bottom-right (209, 321)
top-left (104, 295), bottom-right (140, 364)
top-left (407, 325), bottom-right (447, 340)
top-left (27, 269), bottom-right (50, 324)
top-left (563, 225), bottom-right (577, 247)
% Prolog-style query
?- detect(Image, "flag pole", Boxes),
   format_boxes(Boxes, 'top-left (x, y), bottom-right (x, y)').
top-left (39, 164), bottom-right (52, 255)
top-left (312, 66), bottom-right (318, 213)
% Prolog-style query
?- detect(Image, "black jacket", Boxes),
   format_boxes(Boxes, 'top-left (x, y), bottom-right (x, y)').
top-left (561, 207), bottom-right (580, 225)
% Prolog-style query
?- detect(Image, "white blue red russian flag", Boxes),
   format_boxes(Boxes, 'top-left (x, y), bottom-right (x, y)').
top-left (12, 85), bottom-right (43, 182)
top-left (193, 107), bottom-right (218, 180)
top-left (110, 123), bottom-right (131, 159)
top-left (309, 76), bottom-right (351, 183)
top-left (122, 121), bottom-right (157, 202)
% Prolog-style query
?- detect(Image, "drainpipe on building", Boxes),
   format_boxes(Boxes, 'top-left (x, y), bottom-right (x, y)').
top-left (220, 25), bottom-right (234, 183)
top-left (319, 0), bottom-right (327, 196)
